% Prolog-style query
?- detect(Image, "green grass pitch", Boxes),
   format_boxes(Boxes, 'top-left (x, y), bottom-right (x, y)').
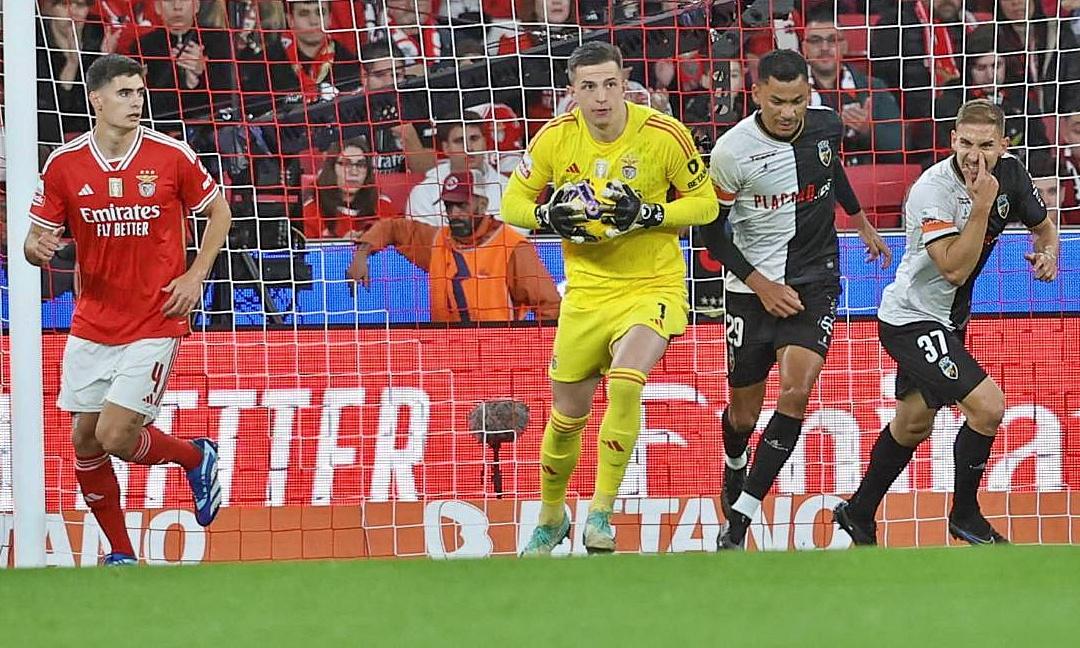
top-left (2, 546), bottom-right (1077, 646)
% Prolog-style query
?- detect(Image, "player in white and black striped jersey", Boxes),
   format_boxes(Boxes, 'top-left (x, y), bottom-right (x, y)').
top-left (834, 99), bottom-right (1059, 546)
top-left (700, 49), bottom-right (892, 550)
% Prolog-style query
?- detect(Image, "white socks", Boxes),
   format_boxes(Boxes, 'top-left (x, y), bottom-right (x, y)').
top-left (725, 450), bottom-right (748, 471)
top-left (731, 492), bottom-right (761, 520)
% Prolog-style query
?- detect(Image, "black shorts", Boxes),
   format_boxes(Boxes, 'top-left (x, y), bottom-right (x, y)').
top-left (725, 280), bottom-right (839, 388)
top-left (879, 320), bottom-right (987, 410)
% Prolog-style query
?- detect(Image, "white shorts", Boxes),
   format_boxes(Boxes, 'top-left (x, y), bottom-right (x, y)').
top-left (58, 336), bottom-right (181, 424)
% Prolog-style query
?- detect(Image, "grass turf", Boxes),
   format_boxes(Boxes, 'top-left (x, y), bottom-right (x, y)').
top-left (2, 546), bottom-right (1077, 646)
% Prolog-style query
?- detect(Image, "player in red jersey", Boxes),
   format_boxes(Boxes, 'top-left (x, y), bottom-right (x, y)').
top-left (23, 54), bottom-right (231, 566)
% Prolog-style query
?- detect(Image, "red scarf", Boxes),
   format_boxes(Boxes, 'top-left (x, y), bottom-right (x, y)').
top-left (388, 17), bottom-right (441, 65)
top-left (285, 36), bottom-right (335, 101)
top-left (914, 0), bottom-right (961, 86)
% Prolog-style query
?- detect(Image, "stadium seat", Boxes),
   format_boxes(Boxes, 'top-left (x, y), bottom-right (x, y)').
top-left (835, 164), bottom-right (922, 229)
top-left (837, 14), bottom-right (870, 57)
top-left (300, 171), bottom-right (422, 216)
top-left (377, 172), bottom-right (424, 212)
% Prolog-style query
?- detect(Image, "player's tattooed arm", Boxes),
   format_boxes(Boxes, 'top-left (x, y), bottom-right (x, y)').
top-left (23, 223), bottom-right (64, 267)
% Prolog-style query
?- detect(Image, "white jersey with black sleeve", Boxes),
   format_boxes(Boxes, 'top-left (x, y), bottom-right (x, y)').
top-left (707, 106), bottom-right (862, 293)
top-left (878, 154), bottom-right (1047, 329)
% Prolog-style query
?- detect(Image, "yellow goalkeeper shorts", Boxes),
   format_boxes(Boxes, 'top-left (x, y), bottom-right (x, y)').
top-left (548, 288), bottom-right (689, 383)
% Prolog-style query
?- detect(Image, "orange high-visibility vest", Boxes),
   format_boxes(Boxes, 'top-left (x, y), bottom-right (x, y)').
top-left (428, 224), bottom-right (528, 322)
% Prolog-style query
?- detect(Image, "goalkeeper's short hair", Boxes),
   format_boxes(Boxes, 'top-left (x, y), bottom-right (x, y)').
top-left (567, 42), bottom-right (624, 82)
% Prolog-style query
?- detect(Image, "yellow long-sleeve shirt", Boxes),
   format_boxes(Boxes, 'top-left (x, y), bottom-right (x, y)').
top-left (502, 102), bottom-right (717, 295)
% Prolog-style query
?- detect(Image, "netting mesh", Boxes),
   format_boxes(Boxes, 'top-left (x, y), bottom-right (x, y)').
top-left (1, 0), bottom-right (1078, 564)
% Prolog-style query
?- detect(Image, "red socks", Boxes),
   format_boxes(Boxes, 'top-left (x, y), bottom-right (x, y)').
top-left (75, 453), bottom-right (134, 557)
top-left (129, 425), bottom-right (201, 471)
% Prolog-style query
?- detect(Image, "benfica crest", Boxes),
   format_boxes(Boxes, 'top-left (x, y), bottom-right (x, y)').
top-left (136, 170), bottom-right (158, 198)
top-left (817, 140), bottom-right (832, 167)
top-left (620, 152), bottom-right (639, 180)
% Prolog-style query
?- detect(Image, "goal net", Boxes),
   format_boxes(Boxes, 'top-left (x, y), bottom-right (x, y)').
top-left (2, 0), bottom-right (1077, 565)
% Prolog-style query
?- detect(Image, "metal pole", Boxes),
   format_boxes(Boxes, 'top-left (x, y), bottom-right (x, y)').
top-left (5, 0), bottom-right (48, 568)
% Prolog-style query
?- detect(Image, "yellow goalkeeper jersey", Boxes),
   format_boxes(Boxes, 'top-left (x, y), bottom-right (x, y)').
top-left (502, 102), bottom-right (717, 295)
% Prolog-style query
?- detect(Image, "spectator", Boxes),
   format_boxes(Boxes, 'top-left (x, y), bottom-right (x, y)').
top-left (1057, 112), bottom-right (1080, 224)
top-left (303, 136), bottom-right (396, 239)
top-left (680, 58), bottom-right (749, 154)
top-left (265, 0), bottom-right (362, 105)
top-left (405, 111), bottom-right (507, 228)
top-left (214, 0), bottom-right (291, 119)
top-left (347, 170), bottom-right (561, 323)
top-left (1032, 174), bottom-right (1060, 225)
top-left (468, 102), bottom-right (525, 176)
top-left (359, 40), bottom-right (437, 175)
top-left (1067, 0), bottom-right (1080, 40)
top-left (870, 0), bottom-right (978, 163)
top-left (37, 0), bottom-right (117, 144)
top-left (978, 0), bottom-right (1080, 115)
top-left (933, 29), bottom-right (1051, 167)
top-left (134, 0), bottom-right (233, 125)
top-left (486, 0), bottom-right (578, 57)
top-left (801, 7), bottom-right (902, 165)
top-left (383, 0), bottom-right (447, 69)
top-left (95, 0), bottom-right (158, 54)
top-left (535, 0), bottom-right (574, 23)
top-left (453, 36), bottom-right (487, 66)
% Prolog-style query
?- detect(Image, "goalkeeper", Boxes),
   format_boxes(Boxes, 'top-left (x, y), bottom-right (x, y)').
top-left (501, 42), bottom-right (718, 555)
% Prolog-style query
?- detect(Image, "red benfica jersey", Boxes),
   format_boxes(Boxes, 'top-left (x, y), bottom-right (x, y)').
top-left (30, 126), bottom-right (218, 345)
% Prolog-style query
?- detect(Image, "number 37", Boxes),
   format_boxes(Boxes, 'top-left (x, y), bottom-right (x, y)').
top-left (916, 330), bottom-right (949, 362)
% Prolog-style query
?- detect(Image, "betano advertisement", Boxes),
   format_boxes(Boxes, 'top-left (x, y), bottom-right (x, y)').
top-left (2, 319), bottom-right (1078, 565)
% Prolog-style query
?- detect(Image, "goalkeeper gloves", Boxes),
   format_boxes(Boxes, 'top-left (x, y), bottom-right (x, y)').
top-left (535, 182), bottom-right (601, 244)
top-left (600, 180), bottom-right (665, 234)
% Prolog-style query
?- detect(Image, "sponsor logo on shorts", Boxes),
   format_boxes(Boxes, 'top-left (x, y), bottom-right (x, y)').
top-left (818, 313), bottom-right (835, 348)
top-left (939, 356), bottom-right (959, 380)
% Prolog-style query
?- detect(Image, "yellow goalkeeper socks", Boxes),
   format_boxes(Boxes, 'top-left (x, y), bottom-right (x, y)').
top-left (538, 407), bottom-right (589, 526)
top-left (592, 368), bottom-right (647, 512)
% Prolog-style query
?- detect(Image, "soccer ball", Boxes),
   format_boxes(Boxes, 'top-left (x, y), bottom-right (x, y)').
top-left (556, 181), bottom-right (614, 242)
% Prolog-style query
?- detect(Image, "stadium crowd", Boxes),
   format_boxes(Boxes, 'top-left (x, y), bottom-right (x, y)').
top-left (23, 0), bottom-right (1080, 231)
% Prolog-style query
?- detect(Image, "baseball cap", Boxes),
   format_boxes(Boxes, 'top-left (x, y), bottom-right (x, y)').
top-left (440, 169), bottom-right (486, 203)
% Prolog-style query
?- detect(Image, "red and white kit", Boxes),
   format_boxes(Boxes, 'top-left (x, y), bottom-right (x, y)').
top-left (31, 126), bottom-right (219, 421)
